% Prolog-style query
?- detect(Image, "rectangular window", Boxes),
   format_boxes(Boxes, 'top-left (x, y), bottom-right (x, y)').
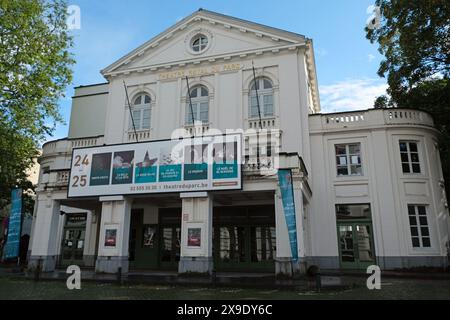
top-left (408, 205), bottom-right (431, 248)
top-left (250, 94), bottom-right (274, 118)
top-left (129, 108), bottom-right (151, 131)
top-left (336, 204), bottom-right (371, 220)
top-left (263, 95), bottom-right (274, 116)
top-left (335, 143), bottom-right (362, 176)
top-left (142, 109), bottom-right (151, 130)
top-left (399, 141), bottom-right (421, 174)
top-left (250, 96), bottom-right (259, 118)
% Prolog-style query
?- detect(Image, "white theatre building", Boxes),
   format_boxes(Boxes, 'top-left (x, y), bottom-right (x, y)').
top-left (28, 9), bottom-right (449, 275)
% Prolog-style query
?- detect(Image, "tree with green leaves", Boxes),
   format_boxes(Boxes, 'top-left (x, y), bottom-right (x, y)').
top-left (0, 0), bottom-right (74, 212)
top-left (366, 0), bottom-right (450, 199)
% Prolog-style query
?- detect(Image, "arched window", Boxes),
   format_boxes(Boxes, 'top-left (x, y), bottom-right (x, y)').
top-left (186, 85), bottom-right (209, 125)
top-left (249, 77), bottom-right (274, 119)
top-left (130, 93), bottom-right (151, 131)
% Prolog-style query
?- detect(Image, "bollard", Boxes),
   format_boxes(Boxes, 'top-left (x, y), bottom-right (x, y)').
top-left (211, 268), bottom-right (217, 287)
top-left (34, 258), bottom-right (42, 282)
top-left (117, 267), bottom-right (122, 285)
top-left (315, 273), bottom-right (322, 292)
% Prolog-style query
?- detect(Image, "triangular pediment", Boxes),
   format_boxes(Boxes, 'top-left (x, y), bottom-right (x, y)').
top-left (102, 9), bottom-right (306, 75)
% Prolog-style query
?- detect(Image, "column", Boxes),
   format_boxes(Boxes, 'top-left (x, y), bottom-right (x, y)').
top-left (83, 210), bottom-right (98, 267)
top-left (28, 196), bottom-right (61, 272)
top-left (274, 178), bottom-right (307, 277)
top-left (95, 196), bottom-right (132, 274)
top-left (179, 192), bottom-right (213, 275)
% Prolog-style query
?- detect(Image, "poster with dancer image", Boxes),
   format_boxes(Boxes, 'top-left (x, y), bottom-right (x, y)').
top-left (112, 151), bottom-right (134, 184)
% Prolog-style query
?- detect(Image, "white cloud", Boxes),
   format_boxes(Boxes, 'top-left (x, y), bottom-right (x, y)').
top-left (368, 54), bottom-right (375, 62)
top-left (319, 78), bottom-right (388, 113)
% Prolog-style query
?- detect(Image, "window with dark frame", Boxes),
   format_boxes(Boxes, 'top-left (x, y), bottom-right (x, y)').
top-left (408, 205), bottom-right (431, 248)
top-left (399, 141), bottom-right (421, 174)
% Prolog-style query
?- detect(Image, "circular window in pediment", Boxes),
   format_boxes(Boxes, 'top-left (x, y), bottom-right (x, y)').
top-left (191, 34), bottom-right (208, 52)
top-left (186, 29), bottom-right (213, 55)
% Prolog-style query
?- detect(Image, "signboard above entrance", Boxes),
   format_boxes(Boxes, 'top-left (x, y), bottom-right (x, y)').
top-left (68, 134), bottom-right (242, 198)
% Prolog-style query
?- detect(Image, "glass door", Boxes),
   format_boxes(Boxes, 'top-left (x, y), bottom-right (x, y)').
top-left (60, 213), bottom-right (86, 266)
top-left (159, 226), bottom-right (180, 270)
top-left (337, 221), bottom-right (375, 269)
top-left (61, 229), bottom-right (85, 266)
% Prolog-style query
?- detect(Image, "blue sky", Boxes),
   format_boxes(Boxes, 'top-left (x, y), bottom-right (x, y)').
top-left (52, 0), bottom-right (387, 140)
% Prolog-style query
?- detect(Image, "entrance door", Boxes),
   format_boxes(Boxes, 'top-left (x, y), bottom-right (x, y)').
top-left (129, 209), bottom-right (159, 270)
top-left (213, 206), bottom-right (276, 272)
top-left (159, 208), bottom-right (181, 270)
top-left (337, 221), bottom-right (375, 269)
top-left (61, 213), bottom-right (86, 266)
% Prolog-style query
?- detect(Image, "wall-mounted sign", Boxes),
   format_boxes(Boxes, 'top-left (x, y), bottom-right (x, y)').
top-left (104, 228), bottom-right (117, 247)
top-left (68, 134), bottom-right (242, 198)
top-left (187, 228), bottom-right (201, 247)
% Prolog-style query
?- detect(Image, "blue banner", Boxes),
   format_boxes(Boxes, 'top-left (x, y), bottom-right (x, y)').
top-left (3, 188), bottom-right (22, 260)
top-left (277, 169), bottom-right (298, 262)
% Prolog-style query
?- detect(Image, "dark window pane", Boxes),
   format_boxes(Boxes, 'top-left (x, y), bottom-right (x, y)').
top-left (419, 216), bottom-right (428, 226)
top-left (409, 143), bottom-right (418, 152)
top-left (422, 238), bottom-right (431, 247)
top-left (409, 216), bottom-right (417, 226)
top-left (399, 142), bottom-right (407, 152)
top-left (337, 167), bottom-right (348, 176)
top-left (400, 153), bottom-right (409, 162)
top-left (335, 145), bottom-right (347, 155)
top-left (418, 206), bottom-right (426, 216)
top-left (421, 227), bottom-right (429, 237)
top-left (410, 227), bottom-right (418, 237)
top-left (412, 163), bottom-right (420, 173)
top-left (402, 163), bottom-right (410, 173)
top-left (412, 237), bottom-right (420, 247)
top-left (134, 96), bottom-right (142, 105)
top-left (144, 95), bottom-right (151, 104)
top-left (336, 204), bottom-right (371, 219)
top-left (410, 153), bottom-right (419, 163)
top-left (408, 205), bottom-right (416, 216)
top-left (201, 87), bottom-right (208, 97)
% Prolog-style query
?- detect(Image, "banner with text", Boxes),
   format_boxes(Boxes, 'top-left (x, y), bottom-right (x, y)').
top-left (277, 169), bottom-right (298, 262)
top-left (3, 188), bottom-right (22, 260)
top-left (68, 134), bottom-right (241, 197)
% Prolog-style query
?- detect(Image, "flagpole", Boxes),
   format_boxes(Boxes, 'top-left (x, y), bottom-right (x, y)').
top-left (252, 61), bottom-right (262, 169)
top-left (123, 80), bottom-right (139, 143)
top-left (185, 76), bottom-right (196, 133)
